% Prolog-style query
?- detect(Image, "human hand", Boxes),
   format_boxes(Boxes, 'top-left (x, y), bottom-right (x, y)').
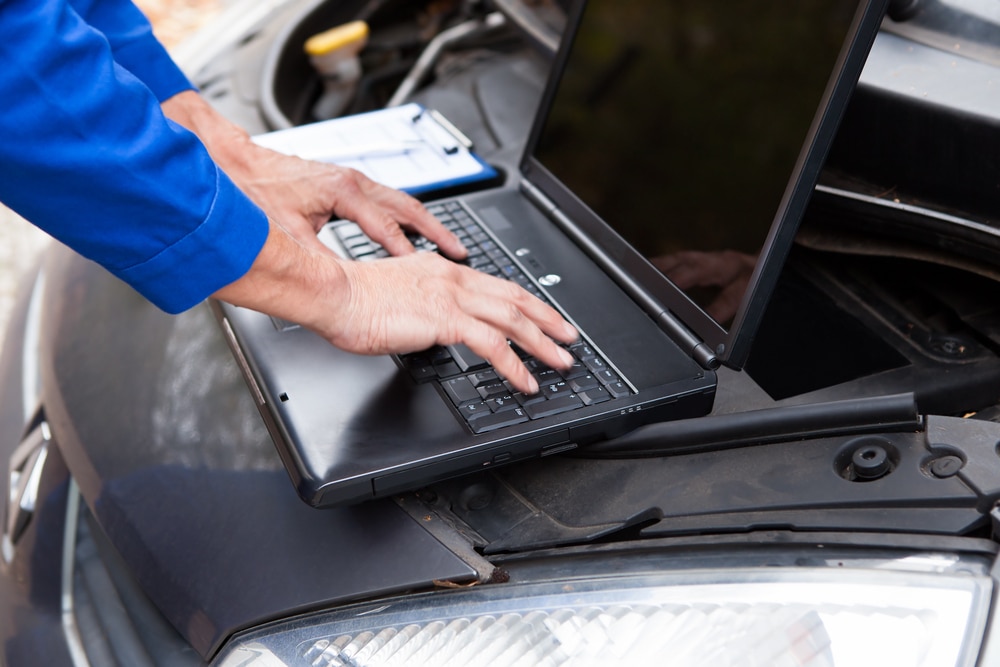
top-left (215, 222), bottom-right (578, 395)
top-left (161, 91), bottom-right (467, 260)
top-left (217, 139), bottom-right (469, 260)
top-left (329, 253), bottom-right (579, 394)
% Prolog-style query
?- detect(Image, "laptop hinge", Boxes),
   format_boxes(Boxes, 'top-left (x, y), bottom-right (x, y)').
top-left (520, 179), bottom-right (720, 371)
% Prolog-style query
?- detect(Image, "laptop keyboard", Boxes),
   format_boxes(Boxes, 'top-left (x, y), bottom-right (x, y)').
top-left (331, 200), bottom-right (633, 433)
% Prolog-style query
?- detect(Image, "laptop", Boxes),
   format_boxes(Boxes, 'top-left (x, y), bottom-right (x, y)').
top-left (213, 0), bottom-right (888, 507)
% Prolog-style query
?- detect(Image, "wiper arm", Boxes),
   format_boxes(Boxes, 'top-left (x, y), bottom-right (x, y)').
top-left (583, 392), bottom-right (922, 458)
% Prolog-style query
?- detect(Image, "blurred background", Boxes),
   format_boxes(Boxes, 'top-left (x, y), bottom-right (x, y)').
top-left (0, 0), bottom-right (222, 347)
top-left (134, 0), bottom-right (222, 48)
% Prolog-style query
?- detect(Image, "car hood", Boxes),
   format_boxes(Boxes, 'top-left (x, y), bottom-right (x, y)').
top-left (36, 246), bottom-right (478, 657)
top-left (37, 242), bottom-right (1000, 659)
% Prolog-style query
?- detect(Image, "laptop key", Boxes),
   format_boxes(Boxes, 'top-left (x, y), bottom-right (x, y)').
top-left (560, 360), bottom-right (589, 380)
top-left (524, 358), bottom-right (552, 374)
top-left (487, 394), bottom-right (517, 413)
top-left (541, 380), bottom-right (572, 398)
top-left (513, 391), bottom-right (547, 406)
top-left (334, 222), bottom-right (364, 240)
top-left (604, 381), bottom-right (630, 399)
top-left (533, 369), bottom-right (560, 385)
top-left (468, 369), bottom-right (499, 387)
top-left (595, 368), bottom-right (619, 384)
top-left (579, 386), bottom-right (611, 405)
top-left (468, 406), bottom-right (530, 433)
top-left (469, 254), bottom-right (495, 269)
top-left (568, 374), bottom-right (600, 392)
top-left (442, 376), bottom-right (481, 406)
top-left (458, 401), bottom-right (490, 421)
top-left (477, 381), bottom-right (509, 399)
top-left (406, 360), bottom-right (438, 383)
top-left (524, 394), bottom-right (584, 419)
top-left (446, 343), bottom-right (490, 373)
top-left (433, 361), bottom-right (461, 379)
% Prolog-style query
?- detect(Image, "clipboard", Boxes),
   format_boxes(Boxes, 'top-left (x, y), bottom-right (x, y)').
top-left (252, 103), bottom-right (499, 196)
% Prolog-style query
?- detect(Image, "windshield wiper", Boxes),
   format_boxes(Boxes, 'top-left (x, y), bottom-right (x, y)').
top-left (583, 393), bottom-right (921, 458)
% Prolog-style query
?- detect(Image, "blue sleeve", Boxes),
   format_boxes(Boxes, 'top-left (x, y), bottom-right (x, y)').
top-left (67, 0), bottom-right (194, 101)
top-left (0, 0), bottom-right (269, 314)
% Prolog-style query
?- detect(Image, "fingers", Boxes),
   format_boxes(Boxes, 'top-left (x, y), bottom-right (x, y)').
top-left (331, 254), bottom-right (579, 395)
top-left (329, 166), bottom-right (467, 259)
top-left (355, 209), bottom-right (418, 257)
top-left (450, 312), bottom-right (572, 396)
top-left (454, 318), bottom-right (542, 395)
top-left (330, 184), bottom-right (418, 256)
top-left (220, 143), bottom-right (465, 258)
top-left (460, 274), bottom-right (577, 351)
top-left (367, 186), bottom-right (467, 259)
top-left (445, 269), bottom-right (579, 394)
top-left (357, 177), bottom-right (466, 257)
top-left (401, 206), bottom-right (468, 260)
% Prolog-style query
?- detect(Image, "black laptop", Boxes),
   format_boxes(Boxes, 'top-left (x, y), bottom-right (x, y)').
top-left (213, 0), bottom-right (888, 507)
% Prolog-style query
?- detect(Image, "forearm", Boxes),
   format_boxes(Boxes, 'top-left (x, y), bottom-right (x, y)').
top-left (212, 219), bottom-right (350, 332)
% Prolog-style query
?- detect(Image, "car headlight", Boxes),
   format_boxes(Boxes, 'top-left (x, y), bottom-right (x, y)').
top-left (214, 558), bottom-right (991, 667)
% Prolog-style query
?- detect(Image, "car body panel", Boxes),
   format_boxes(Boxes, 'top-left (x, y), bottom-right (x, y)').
top-left (33, 245), bottom-right (477, 658)
top-left (0, 264), bottom-right (78, 666)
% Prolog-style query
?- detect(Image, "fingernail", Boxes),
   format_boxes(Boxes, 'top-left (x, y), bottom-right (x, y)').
top-left (526, 377), bottom-right (539, 395)
top-left (560, 348), bottom-right (574, 367)
top-left (565, 322), bottom-right (579, 340)
top-left (448, 235), bottom-right (468, 257)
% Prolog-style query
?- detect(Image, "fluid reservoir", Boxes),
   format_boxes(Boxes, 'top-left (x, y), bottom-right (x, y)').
top-left (305, 21), bottom-right (369, 120)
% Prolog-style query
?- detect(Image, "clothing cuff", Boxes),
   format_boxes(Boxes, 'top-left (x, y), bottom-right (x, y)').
top-left (117, 171), bottom-right (269, 314)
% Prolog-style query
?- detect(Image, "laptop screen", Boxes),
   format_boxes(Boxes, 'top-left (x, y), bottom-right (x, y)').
top-left (522, 0), bottom-right (884, 366)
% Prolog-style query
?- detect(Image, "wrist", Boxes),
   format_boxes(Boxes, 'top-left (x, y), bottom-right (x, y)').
top-left (213, 219), bottom-right (351, 333)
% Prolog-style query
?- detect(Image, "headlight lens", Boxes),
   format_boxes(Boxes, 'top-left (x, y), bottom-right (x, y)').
top-left (215, 563), bottom-right (991, 667)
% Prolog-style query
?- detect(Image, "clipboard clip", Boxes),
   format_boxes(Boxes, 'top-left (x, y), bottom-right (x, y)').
top-left (411, 109), bottom-right (474, 155)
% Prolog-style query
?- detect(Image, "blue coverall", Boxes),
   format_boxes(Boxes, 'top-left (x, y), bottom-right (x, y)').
top-left (0, 0), bottom-right (269, 313)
